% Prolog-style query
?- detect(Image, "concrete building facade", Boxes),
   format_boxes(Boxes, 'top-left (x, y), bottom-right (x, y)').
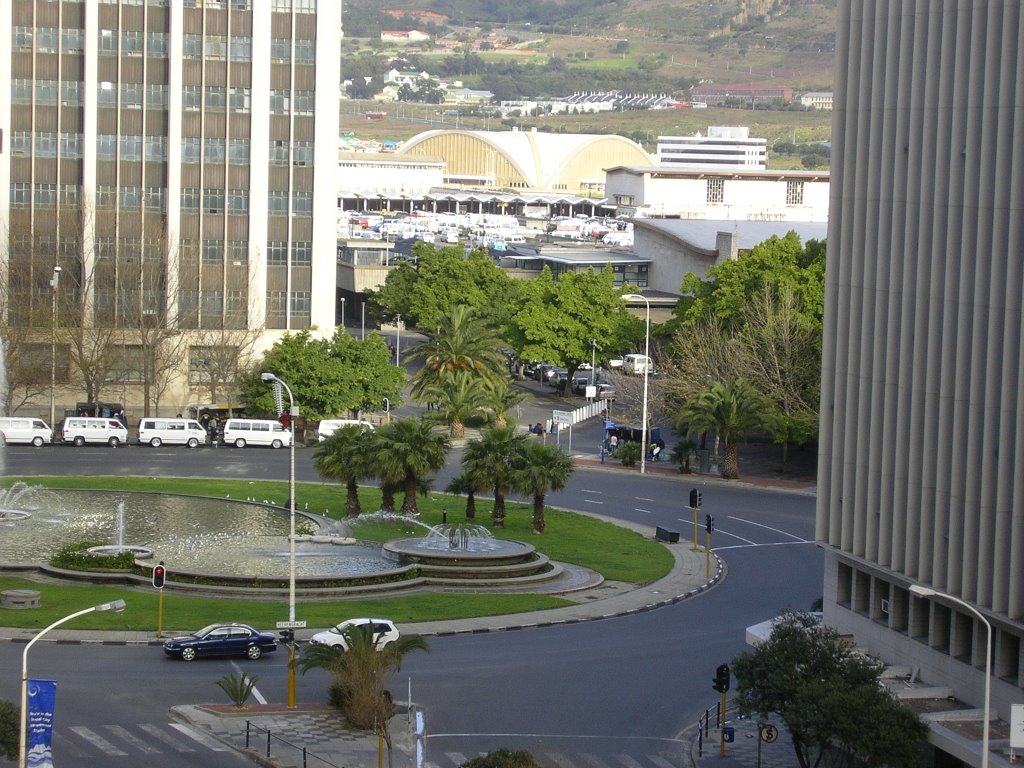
top-left (820, 1), bottom-right (1024, 759)
top-left (656, 126), bottom-right (767, 171)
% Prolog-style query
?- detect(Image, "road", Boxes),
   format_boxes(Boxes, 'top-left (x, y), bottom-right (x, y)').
top-left (0, 444), bottom-right (820, 767)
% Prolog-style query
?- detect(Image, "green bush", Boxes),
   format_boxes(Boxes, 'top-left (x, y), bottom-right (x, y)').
top-left (50, 541), bottom-right (136, 571)
top-left (214, 672), bottom-right (260, 709)
top-left (617, 440), bottom-right (641, 467)
top-left (460, 749), bottom-right (542, 768)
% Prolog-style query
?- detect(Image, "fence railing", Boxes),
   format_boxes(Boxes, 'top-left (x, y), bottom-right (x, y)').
top-left (244, 720), bottom-right (344, 768)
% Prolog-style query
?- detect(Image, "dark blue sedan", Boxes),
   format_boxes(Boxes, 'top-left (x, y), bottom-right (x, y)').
top-left (163, 623), bottom-right (278, 661)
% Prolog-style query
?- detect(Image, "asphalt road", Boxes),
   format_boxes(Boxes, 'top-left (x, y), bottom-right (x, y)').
top-left (0, 443), bottom-right (821, 768)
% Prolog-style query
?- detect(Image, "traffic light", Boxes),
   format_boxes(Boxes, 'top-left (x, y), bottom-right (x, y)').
top-left (152, 561), bottom-right (166, 589)
top-left (689, 488), bottom-right (703, 509)
top-left (279, 629), bottom-right (295, 645)
top-left (705, 514), bottom-right (714, 533)
top-left (713, 663), bottom-right (730, 693)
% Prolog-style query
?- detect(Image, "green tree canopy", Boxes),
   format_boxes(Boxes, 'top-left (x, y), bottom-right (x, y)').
top-left (732, 611), bottom-right (929, 768)
top-left (408, 304), bottom-right (507, 401)
top-left (239, 330), bottom-right (404, 421)
top-left (367, 244), bottom-right (520, 332)
top-left (674, 378), bottom-right (769, 479)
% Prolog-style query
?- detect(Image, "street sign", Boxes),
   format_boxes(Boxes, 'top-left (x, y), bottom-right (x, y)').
top-left (759, 724), bottom-right (779, 744)
top-left (1012, 704), bottom-right (1024, 749)
top-left (551, 410), bottom-right (572, 425)
top-left (276, 620), bottom-right (307, 629)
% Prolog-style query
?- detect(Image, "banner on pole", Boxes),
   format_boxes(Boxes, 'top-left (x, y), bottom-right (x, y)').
top-left (26, 678), bottom-right (57, 768)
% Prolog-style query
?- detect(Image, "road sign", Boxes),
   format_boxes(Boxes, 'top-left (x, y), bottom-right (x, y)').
top-left (1012, 704), bottom-right (1024, 749)
top-left (551, 410), bottom-right (572, 425)
top-left (276, 620), bottom-right (307, 629)
top-left (759, 724), bottom-right (779, 744)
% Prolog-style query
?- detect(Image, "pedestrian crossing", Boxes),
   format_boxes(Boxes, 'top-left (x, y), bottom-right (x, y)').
top-left (426, 749), bottom-right (688, 768)
top-left (56, 721), bottom-right (228, 759)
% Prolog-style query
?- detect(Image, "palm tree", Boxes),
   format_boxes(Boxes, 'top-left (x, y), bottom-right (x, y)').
top-left (373, 417), bottom-right (451, 516)
top-left (482, 376), bottom-right (527, 427)
top-left (445, 469), bottom-right (487, 520)
top-left (675, 378), bottom-right (768, 479)
top-left (408, 304), bottom-right (507, 401)
top-left (462, 424), bottom-right (527, 528)
top-left (511, 441), bottom-right (575, 533)
top-left (422, 370), bottom-right (491, 438)
top-left (313, 425), bottom-right (374, 517)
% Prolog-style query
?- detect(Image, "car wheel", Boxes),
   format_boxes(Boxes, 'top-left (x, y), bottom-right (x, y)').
top-left (246, 645), bottom-right (263, 660)
top-left (108, 437), bottom-right (120, 447)
top-left (181, 647), bottom-right (197, 661)
top-left (31, 436), bottom-right (44, 447)
top-left (234, 438), bottom-right (246, 448)
top-left (187, 438), bottom-right (199, 448)
top-left (150, 437), bottom-right (162, 448)
top-left (271, 439), bottom-right (283, 449)
top-left (73, 436), bottom-right (85, 447)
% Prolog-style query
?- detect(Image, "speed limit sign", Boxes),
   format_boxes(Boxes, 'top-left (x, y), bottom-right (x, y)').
top-left (759, 724), bottom-right (779, 744)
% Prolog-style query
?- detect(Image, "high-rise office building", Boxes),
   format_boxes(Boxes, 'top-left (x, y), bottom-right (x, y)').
top-left (0, 0), bottom-right (341, 409)
top-left (820, 1), bottom-right (1023, 761)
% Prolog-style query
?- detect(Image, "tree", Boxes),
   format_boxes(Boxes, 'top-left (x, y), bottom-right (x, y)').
top-left (462, 425), bottom-right (527, 528)
top-left (481, 376), bottom-right (526, 427)
top-left (422, 370), bottom-right (491, 438)
top-left (732, 611), bottom-right (929, 768)
top-left (511, 441), bottom-right (575, 533)
top-left (408, 304), bottom-right (507, 401)
top-left (373, 418), bottom-right (451, 516)
top-left (0, 698), bottom-right (17, 761)
top-left (445, 470), bottom-right (486, 520)
top-left (314, 425), bottom-right (376, 517)
top-left (505, 266), bottom-right (635, 392)
top-left (239, 330), bottom-right (404, 421)
top-left (674, 378), bottom-right (769, 479)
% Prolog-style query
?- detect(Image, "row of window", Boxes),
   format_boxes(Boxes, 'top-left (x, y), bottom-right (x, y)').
top-left (183, 85), bottom-right (251, 112)
top-left (10, 134), bottom-right (310, 166)
top-left (180, 189), bottom-right (250, 214)
top-left (31, 0), bottom-right (312, 11)
top-left (181, 137), bottom-right (250, 164)
top-left (97, 82), bottom-right (169, 109)
top-left (179, 240), bottom-right (250, 264)
top-left (97, 186), bottom-right (166, 211)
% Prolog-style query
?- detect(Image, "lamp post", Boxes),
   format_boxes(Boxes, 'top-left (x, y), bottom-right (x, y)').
top-left (49, 266), bottom-right (62, 428)
top-left (20, 599), bottom-right (125, 768)
top-left (340, 297), bottom-right (346, 331)
top-left (395, 314), bottom-right (402, 366)
top-left (261, 372), bottom-right (298, 708)
top-left (910, 585), bottom-right (991, 768)
top-left (361, 301), bottom-right (366, 340)
top-left (590, 339), bottom-right (597, 387)
top-left (622, 293), bottom-right (650, 475)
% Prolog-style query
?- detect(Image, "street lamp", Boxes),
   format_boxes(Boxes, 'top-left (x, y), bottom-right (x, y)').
top-left (340, 297), bottom-right (346, 331)
top-left (20, 599), bottom-right (125, 768)
top-left (49, 266), bottom-right (62, 428)
top-left (622, 293), bottom-right (650, 475)
top-left (909, 585), bottom-right (991, 768)
top-left (261, 372), bottom-right (298, 708)
top-left (361, 301), bottom-right (366, 340)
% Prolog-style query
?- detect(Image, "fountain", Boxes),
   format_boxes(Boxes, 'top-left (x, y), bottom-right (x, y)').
top-left (86, 500), bottom-right (154, 559)
top-left (0, 482), bottom-right (42, 522)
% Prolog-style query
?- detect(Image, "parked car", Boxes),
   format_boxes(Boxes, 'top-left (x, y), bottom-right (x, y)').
top-left (571, 375), bottom-right (592, 395)
top-left (534, 364), bottom-right (556, 382)
top-left (163, 623), bottom-right (278, 661)
top-left (309, 618), bottom-right (400, 650)
top-left (545, 367), bottom-right (569, 386)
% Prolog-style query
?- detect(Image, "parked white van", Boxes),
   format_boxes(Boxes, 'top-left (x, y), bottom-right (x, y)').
top-left (317, 419), bottom-right (375, 442)
top-left (623, 353), bottom-right (654, 375)
top-left (222, 418), bottom-right (291, 449)
top-left (0, 417), bottom-right (52, 446)
top-left (137, 418), bottom-right (207, 448)
top-left (62, 417), bottom-right (129, 447)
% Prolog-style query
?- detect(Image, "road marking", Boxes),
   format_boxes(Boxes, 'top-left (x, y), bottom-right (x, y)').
top-left (69, 726), bottom-right (128, 756)
top-left (714, 540), bottom-right (817, 551)
top-left (138, 723), bottom-right (195, 751)
top-left (232, 660), bottom-right (268, 703)
top-left (105, 724), bottom-right (161, 753)
top-left (581, 489), bottom-right (602, 495)
top-left (636, 497), bottom-right (655, 502)
top-left (649, 757), bottom-right (677, 768)
top-left (616, 754), bottom-right (645, 768)
top-left (714, 530), bottom-right (757, 545)
top-left (728, 516), bottom-right (809, 541)
top-left (581, 753), bottom-right (613, 768)
top-left (584, 499), bottom-right (604, 505)
top-left (445, 752), bottom-right (469, 766)
top-left (546, 753), bottom-right (577, 768)
top-left (168, 722), bottom-right (231, 750)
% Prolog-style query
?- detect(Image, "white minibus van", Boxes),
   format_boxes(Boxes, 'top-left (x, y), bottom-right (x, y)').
top-left (623, 353), bottom-right (653, 375)
top-left (62, 417), bottom-right (129, 447)
top-left (222, 418), bottom-right (291, 448)
top-left (137, 418), bottom-right (208, 448)
top-left (0, 417), bottom-right (52, 446)
top-left (317, 419), bottom-right (375, 442)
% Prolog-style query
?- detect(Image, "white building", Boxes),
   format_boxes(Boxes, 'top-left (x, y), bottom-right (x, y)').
top-left (656, 126), bottom-right (767, 171)
top-left (799, 91), bottom-right (833, 110)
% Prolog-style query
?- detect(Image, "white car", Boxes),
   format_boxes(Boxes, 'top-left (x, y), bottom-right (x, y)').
top-left (309, 618), bottom-right (400, 650)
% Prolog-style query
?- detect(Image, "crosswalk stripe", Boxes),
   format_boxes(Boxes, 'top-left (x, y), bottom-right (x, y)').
top-left (581, 753), bottom-right (613, 768)
top-left (648, 756), bottom-right (676, 768)
top-left (546, 752), bottom-right (577, 768)
top-left (446, 752), bottom-right (469, 766)
top-left (104, 724), bottom-right (161, 754)
top-left (616, 754), bottom-right (645, 768)
top-left (69, 726), bottom-right (128, 756)
top-left (167, 722), bottom-right (231, 751)
top-left (138, 723), bottom-right (196, 752)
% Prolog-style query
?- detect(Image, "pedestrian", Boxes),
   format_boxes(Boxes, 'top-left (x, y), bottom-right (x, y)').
top-left (609, 434), bottom-right (619, 452)
top-left (651, 443), bottom-right (662, 462)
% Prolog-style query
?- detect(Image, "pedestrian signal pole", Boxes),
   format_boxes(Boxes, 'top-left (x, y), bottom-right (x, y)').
top-left (152, 562), bottom-right (166, 638)
top-left (689, 488), bottom-right (702, 551)
top-left (705, 513), bottom-right (714, 578)
top-left (712, 663), bottom-right (730, 757)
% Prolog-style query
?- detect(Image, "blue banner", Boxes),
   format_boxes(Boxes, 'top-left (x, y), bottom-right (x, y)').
top-left (26, 679), bottom-right (56, 768)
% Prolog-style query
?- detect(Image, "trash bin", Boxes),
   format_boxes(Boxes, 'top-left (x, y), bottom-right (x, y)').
top-left (722, 726), bottom-right (735, 743)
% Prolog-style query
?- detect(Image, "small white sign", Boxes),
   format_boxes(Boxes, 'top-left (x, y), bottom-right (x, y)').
top-left (1012, 703), bottom-right (1024, 749)
top-left (585, 386), bottom-right (597, 399)
top-left (551, 410), bottom-right (572, 425)
top-left (276, 620), bottom-right (307, 629)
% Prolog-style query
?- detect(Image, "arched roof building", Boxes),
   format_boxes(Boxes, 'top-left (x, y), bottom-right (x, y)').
top-left (395, 129), bottom-right (652, 194)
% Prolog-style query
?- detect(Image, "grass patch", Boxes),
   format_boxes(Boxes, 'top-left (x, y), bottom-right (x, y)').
top-left (0, 476), bottom-right (673, 631)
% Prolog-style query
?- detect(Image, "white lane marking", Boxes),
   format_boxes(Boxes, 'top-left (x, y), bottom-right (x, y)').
top-left (105, 724), bottom-right (161, 754)
top-left (649, 757), bottom-right (677, 768)
top-left (616, 754), bottom-right (645, 768)
top-left (547, 753), bottom-right (577, 768)
top-left (231, 660), bottom-right (268, 703)
top-left (445, 753), bottom-right (469, 766)
top-left (635, 508), bottom-right (654, 514)
top-left (581, 753), bottom-right (613, 768)
top-left (584, 499), bottom-right (604, 505)
top-left (728, 516), bottom-right (810, 541)
top-left (581, 489), bottom-right (603, 495)
top-left (168, 722), bottom-right (231, 751)
top-left (69, 726), bottom-right (128, 756)
top-left (637, 497), bottom-right (655, 502)
top-left (714, 529), bottom-right (757, 545)
top-left (138, 723), bottom-right (196, 752)
top-left (714, 540), bottom-right (817, 551)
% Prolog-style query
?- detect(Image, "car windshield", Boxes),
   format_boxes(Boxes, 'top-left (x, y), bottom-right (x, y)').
top-left (194, 624), bottom-right (222, 638)
top-left (329, 621), bottom-right (367, 635)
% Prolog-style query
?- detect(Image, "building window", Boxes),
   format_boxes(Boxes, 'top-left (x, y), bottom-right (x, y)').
top-left (205, 35), bottom-right (228, 60)
top-left (61, 133), bottom-right (83, 158)
top-left (181, 188), bottom-right (201, 211)
top-left (61, 81), bottom-right (82, 106)
top-left (266, 291), bottom-right (287, 321)
top-left (145, 136), bottom-right (167, 161)
top-left (291, 241), bottom-right (312, 265)
top-left (226, 189), bottom-right (249, 214)
top-left (35, 184), bottom-right (58, 207)
top-left (120, 186), bottom-right (142, 210)
top-left (183, 85), bottom-right (201, 111)
top-left (61, 28), bottom-right (84, 52)
top-left (120, 135), bottom-right (144, 161)
top-left (268, 191), bottom-right (289, 215)
top-left (707, 176), bottom-right (725, 204)
top-left (270, 90), bottom-right (290, 114)
top-left (97, 186), bottom-right (118, 208)
top-left (269, 140), bottom-right (289, 165)
top-left (107, 346), bottom-right (146, 383)
top-left (11, 79), bottom-right (33, 104)
top-left (202, 240), bottom-right (223, 264)
top-left (145, 188), bottom-right (165, 212)
top-left (293, 91), bottom-right (315, 114)
top-left (271, 39), bottom-right (291, 62)
top-left (227, 240), bottom-right (248, 264)
top-left (267, 241), bottom-right (288, 265)
top-left (13, 26), bottom-right (33, 50)
top-left (10, 182), bottom-right (31, 208)
top-left (230, 37), bottom-right (252, 62)
top-left (183, 34), bottom-right (202, 59)
top-left (147, 32), bottom-right (168, 56)
top-left (181, 138), bottom-right (201, 163)
top-left (122, 82), bottom-right (144, 109)
top-left (97, 134), bottom-right (117, 160)
top-left (786, 179), bottom-right (805, 205)
top-left (204, 189), bottom-right (225, 214)
top-left (98, 28), bottom-right (117, 54)
top-left (205, 85), bottom-right (227, 111)
top-left (200, 290), bottom-right (224, 317)
top-left (294, 39), bottom-right (315, 64)
top-left (228, 87), bottom-right (251, 113)
top-left (204, 138), bottom-right (226, 163)
top-left (122, 30), bottom-right (144, 56)
top-left (146, 84), bottom-right (168, 108)
top-left (97, 83), bottom-right (118, 107)
top-left (292, 141), bottom-right (313, 165)
top-left (35, 27), bottom-right (58, 53)
top-left (96, 236), bottom-right (116, 261)
top-left (228, 139), bottom-right (250, 164)
top-left (292, 192), bottom-right (313, 214)
top-left (290, 291), bottom-right (311, 314)
top-left (35, 80), bottom-right (59, 105)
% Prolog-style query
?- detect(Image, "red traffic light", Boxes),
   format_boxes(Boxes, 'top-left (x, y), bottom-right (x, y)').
top-left (152, 562), bottom-right (167, 589)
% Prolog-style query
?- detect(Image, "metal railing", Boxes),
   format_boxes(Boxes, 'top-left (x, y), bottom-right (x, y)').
top-left (244, 720), bottom-right (344, 768)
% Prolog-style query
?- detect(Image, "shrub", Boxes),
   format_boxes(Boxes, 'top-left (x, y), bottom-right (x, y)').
top-left (617, 440), bottom-right (641, 467)
top-left (214, 672), bottom-right (260, 709)
top-left (50, 541), bottom-right (136, 571)
top-left (460, 749), bottom-right (542, 768)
